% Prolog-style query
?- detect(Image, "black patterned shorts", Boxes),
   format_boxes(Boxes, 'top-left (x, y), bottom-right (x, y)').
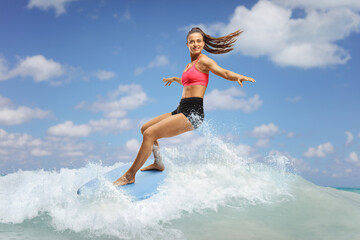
top-left (171, 97), bottom-right (204, 129)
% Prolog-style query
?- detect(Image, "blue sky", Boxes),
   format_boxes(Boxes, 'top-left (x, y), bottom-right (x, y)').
top-left (0, 0), bottom-right (359, 187)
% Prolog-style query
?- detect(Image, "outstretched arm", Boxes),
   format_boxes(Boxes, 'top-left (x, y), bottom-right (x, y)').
top-left (163, 77), bottom-right (182, 86)
top-left (205, 57), bottom-right (256, 87)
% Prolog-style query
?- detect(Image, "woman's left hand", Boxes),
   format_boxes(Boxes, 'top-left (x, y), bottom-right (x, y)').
top-left (237, 74), bottom-right (256, 87)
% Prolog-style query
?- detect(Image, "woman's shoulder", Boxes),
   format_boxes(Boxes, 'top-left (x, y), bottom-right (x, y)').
top-left (199, 54), bottom-right (215, 66)
top-left (200, 54), bottom-right (211, 61)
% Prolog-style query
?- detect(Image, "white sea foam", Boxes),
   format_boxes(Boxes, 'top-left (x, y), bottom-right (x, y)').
top-left (1, 123), bottom-right (360, 240)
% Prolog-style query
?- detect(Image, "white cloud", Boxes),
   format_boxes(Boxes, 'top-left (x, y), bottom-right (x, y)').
top-left (303, 141), bottom-right (334, 158)
top-left (251, 123), bottom-right (279, 138)
top-left (0, 95), bottom-right (51, 125)
top-left (0, 128), bottom-right (53, 163)
top-left (272, 0), bottom-right (360, 10)
top-left (135, 55), bottom-right (169, 75)
top-left (94, 70), bottom-right (116, 81)
top-left (205, 87), bottom-right (262, 112)
top-left (0, 96), bottom-right (12, 108)
top-left (286, 96), bottom-right (302, 103)
top-left (0, 55), bottom-right (65, 83)
top-left (148, 55), bottom-right (169, 68)
top-left (63, 151), bottom-right (84, 157)
top-left (0, 129), bottom-right (40, 148)
top-left (47, 118), bottom-right (136, 138)
top-left (0, 55), bottom-right (89, 85)
top-left (31, 148), bottom-right (52, 157)
top-left (287, 132), bottom-right (295, 138)
top-left (76, 84), bottom-right (149, 118)
top-left (250, 123), bottom-right (279, 147)
top-left (345, 131), bottom-right (354, 145)
top-left (187, 0), bottom-right (360, 68)
top-left (125, 139), bottom-right (141, 153)
top-left (47, 84), bottom-right (146, 138)
top-left (27, 0), bottom-right (79, 17)
top-left (47, 121), bottom-right (92, 137)
top-left (345, 152), bottom-right (359, 165)
top-left (256, 138), bottom-right (270, 147)
top-left (0, 107), bottom-right (50, 126)
top-left (0, 128), bottom-right (107, 171)
top-left (134, 67), bottom-right (145, 76)
top-left (45, 136), bottom-right (92, 160)
top-left (88, 118), bottom-right (134, 134)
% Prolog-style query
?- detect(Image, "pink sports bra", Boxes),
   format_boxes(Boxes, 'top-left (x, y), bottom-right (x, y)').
top-left (181, 55), bottom-right (209, 87)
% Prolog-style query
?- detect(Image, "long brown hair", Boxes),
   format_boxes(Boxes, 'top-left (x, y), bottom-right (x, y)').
top-left (186, 27), bottom-right (243, 54)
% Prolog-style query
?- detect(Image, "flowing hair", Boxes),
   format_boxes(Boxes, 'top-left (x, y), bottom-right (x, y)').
top-left (186, 27), bottom-right (243, 54)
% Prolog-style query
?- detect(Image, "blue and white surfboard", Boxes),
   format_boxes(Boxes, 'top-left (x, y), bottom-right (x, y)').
top-left (77, 161), bottom-right (166, 200)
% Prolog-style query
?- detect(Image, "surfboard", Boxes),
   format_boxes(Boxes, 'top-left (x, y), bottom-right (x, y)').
top-left (77, 160), bottom-right (166, 200)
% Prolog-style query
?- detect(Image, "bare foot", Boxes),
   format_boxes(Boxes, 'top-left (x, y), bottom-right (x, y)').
top-left (113, 172), bottom-right (135, 186)
top-left (141, 162), bottom-right (165, 171)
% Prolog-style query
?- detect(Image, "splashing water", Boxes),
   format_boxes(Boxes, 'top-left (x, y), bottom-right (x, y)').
top-left (1, 121), bottom-right (360, 240)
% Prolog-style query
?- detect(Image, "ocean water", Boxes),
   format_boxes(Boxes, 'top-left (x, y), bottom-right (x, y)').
top-left (1, 127), bottom-right (360, 240)
top-left (336, 188), bottom-right (360, 195)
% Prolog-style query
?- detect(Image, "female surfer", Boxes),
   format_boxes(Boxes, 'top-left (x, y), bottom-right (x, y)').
top-left (114, 27), bottom-right (256, 186)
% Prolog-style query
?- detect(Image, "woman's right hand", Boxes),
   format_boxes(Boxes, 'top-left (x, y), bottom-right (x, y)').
top-left (163, 77), bottom-right (175, 86)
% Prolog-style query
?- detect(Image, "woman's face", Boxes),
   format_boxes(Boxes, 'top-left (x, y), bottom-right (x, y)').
top-left (187, 32), bottom-right (205, 55)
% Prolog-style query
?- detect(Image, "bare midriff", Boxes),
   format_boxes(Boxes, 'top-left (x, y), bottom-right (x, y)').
top-left (181, 85), bottom-right (207, 99)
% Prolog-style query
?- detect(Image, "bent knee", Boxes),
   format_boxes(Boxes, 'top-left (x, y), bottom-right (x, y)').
top-left (140, 124), bottom-right (148, 134)
top-left (140, 125), bottom-right (145, 134)
top-left (143, 127), bottom-right (157, 141)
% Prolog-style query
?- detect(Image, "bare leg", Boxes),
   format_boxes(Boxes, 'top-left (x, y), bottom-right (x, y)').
top-left (113, 113), bottom-right (193, 186)
top-left (139, 113), bottom-right (171, 171)
top-left (141, 140), bottom-right (164, 171)
top-left (113, 134), bottom-right (155, 186)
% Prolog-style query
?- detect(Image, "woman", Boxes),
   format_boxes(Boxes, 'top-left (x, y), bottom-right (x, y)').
top-left (114, 27), bottom-right (255, 186)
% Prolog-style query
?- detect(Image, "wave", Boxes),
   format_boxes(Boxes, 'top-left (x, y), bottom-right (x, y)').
top-left (1, 125), bottom-right (360, 240)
